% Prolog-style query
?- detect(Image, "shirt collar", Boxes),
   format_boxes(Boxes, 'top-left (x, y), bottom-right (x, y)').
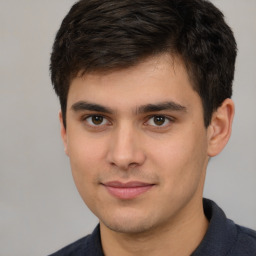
top-left (191, 198), bottom-right (237, 255)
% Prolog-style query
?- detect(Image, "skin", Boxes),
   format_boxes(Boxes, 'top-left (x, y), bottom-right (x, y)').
top-left (60, 54), bottom-right (234, 256)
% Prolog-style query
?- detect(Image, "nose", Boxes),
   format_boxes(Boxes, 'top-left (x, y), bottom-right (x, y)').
top-left (106, 123), bottom-right (146, 170)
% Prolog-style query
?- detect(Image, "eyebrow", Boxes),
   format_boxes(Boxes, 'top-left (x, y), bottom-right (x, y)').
top-left (71, 100), bottom-right (187, 115)
top-left (136, 101), bottom-right (187, 114)
top-left (71, 101), bottom-right (113, 114)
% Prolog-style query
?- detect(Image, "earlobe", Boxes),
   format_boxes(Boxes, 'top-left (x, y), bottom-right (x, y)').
top-left (59, 111), bottom-right (69, 156)
top-left (207, 98), bottom-right (235, 157)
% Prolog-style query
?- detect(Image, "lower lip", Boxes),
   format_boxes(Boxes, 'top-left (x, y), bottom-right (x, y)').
top-left (104, 185), bottom-right (153, 199)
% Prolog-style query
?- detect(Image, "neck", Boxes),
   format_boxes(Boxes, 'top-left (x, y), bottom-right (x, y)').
top-left (100, 198), bottom-right (208, 256)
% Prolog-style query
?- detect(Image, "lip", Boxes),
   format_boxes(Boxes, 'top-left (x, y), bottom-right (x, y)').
top-left (102, 181), bottom-right (154, 200)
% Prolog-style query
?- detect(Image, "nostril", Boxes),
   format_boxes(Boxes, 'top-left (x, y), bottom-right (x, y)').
top-left (128, 162), bottom-right (138, 168)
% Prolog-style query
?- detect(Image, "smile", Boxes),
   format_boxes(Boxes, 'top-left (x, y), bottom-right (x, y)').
top-left (102, 181), bottom-right (154, 200)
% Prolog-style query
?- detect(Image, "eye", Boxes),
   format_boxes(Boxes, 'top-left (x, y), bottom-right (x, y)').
top-left (146, 115), bottom-right (171, 127)
top-left (85, 115), bottom-right (109, 126)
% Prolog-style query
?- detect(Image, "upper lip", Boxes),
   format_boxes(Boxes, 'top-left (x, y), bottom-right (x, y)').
top-left (102, 181), bottom-right (154, 188)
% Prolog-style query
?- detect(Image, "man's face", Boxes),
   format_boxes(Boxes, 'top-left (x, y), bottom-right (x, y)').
top-left (61, 55), bottom-right (211, 234)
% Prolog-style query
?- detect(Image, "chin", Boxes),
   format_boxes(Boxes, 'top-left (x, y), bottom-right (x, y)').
top-left (99, 210), bottom-right (159, 234)
top-left (103, 220), bottom-right (155, 234)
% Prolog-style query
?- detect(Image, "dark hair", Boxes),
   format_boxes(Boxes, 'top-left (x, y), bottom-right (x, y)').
top-left (50, 0), bottom-right (237, 127)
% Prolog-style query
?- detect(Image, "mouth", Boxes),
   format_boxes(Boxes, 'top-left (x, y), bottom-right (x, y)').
top-left (101, 181), bottom-right (155, 200)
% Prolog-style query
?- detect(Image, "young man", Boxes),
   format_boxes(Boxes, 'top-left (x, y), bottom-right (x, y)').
top-left (49, 0), bottom-right (256, 255)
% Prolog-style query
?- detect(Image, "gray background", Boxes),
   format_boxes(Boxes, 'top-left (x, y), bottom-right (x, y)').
top-left (0, 1), bottom-right (255, 255)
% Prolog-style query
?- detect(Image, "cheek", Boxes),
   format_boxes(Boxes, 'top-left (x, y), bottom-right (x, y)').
top-left (149, 129), bottom-right (208, 192)
top-left (67, 134), bottom-right (107, 195)
top-left (68, 130), bottom-right (107, 166)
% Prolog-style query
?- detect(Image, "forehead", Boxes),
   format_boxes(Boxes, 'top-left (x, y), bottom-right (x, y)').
top-left (67, 54), bottom-right (200, 112)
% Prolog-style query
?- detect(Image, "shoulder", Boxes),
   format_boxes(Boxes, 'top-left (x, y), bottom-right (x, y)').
top-left (48, 225), bottom-right (103, 256)
top-left (48, 235), bottom-right (91, 256)
top-left (198, 199), bottom-right (256, 256)
top-left (229, 224), bottom-right (256, 255)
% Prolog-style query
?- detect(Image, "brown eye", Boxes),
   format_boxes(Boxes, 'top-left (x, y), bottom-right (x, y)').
top-left (91, 116), bottom-right (103, 125)
top-left (86, 115), bottom-right (108, 126)
top-left (153, 116), bottom-right (166, 126)
top-left (146, 115), bottom-right (171, 127)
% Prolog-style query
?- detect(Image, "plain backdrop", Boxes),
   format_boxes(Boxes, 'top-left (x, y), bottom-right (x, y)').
top-left (0, 1), bottom-right (255, 255)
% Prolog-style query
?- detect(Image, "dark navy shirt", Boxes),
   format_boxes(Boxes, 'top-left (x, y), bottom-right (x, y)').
top-left (49, 199), bottom-right (256, 255)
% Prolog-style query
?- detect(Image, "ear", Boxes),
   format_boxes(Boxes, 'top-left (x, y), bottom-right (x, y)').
top-left (207, 98), bottom-right (235, 157)
top-left (59, 111), bottom-right (69, 156)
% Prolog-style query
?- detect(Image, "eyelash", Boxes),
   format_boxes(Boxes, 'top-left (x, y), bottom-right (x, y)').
top-left (81, 114), bottom-right (174, 129)
top-left (82, 115), bottom-right (111, 127)
top-left (144, 115), bottom-right (174, 128)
